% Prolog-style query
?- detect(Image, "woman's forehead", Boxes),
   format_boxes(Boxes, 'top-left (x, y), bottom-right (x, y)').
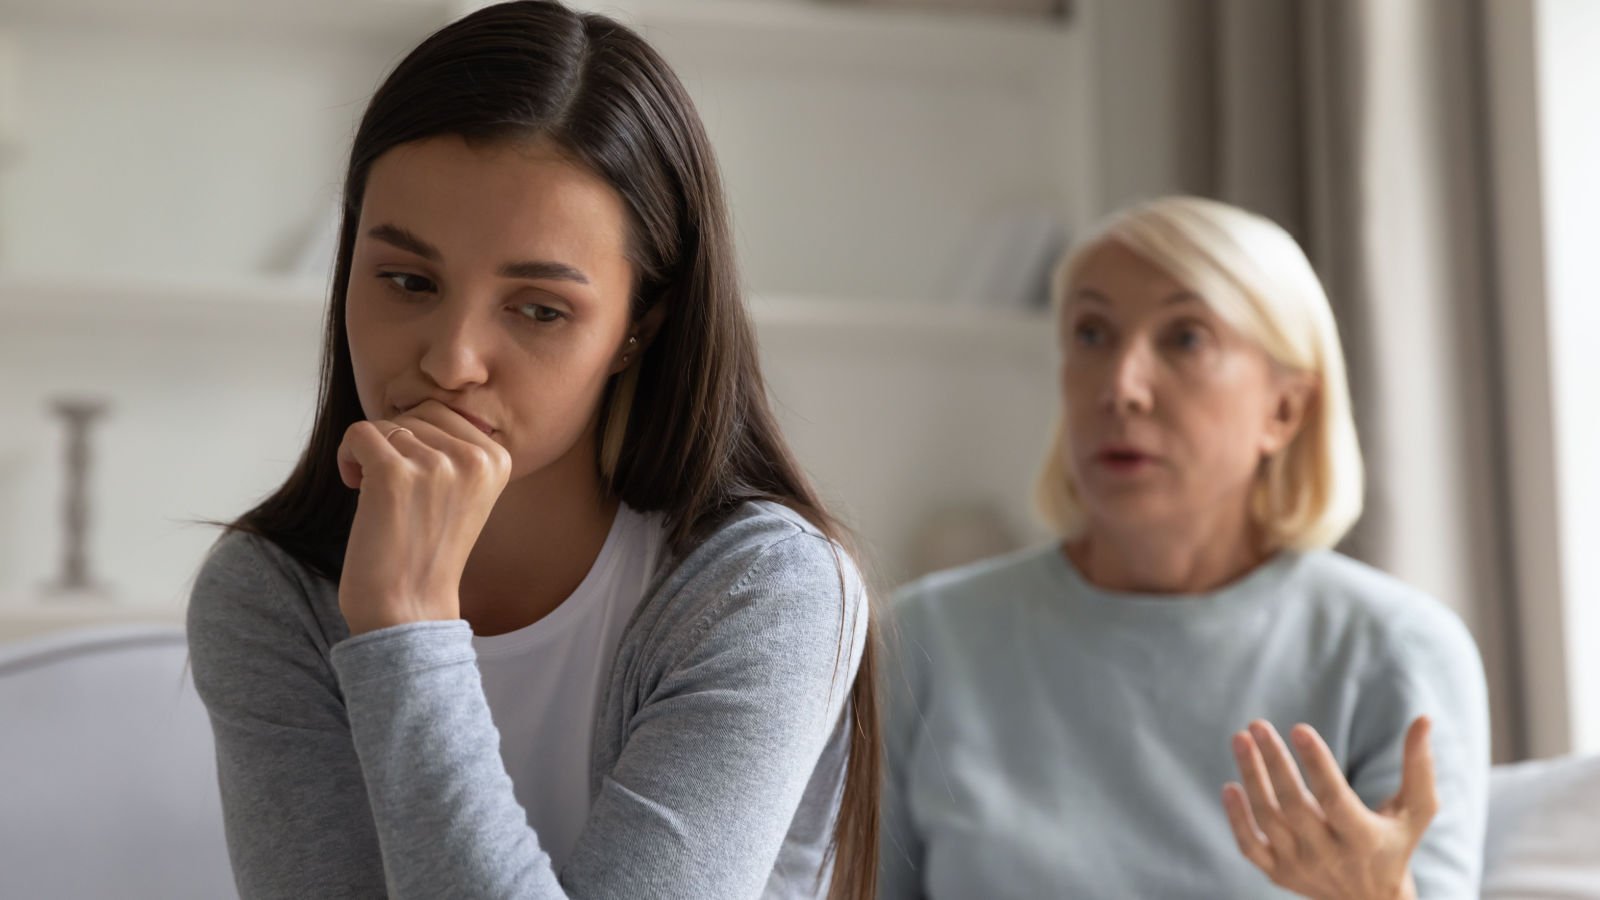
top-left (1068, 240), bottom-right (1190, 299)
top-left (357, 135), bottom-right (633, 288)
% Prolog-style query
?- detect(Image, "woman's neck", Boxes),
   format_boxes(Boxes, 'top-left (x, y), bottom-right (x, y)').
top-left (1066, 510), bottom-right (1269, 596)
top-left (457, 442), bottom-right (619, 635)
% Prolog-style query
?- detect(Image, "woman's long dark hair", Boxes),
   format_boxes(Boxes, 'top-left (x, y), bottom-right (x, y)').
top-left (228, 2), bottom-right (879, 896)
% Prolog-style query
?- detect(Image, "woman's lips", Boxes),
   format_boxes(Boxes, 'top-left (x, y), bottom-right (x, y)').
top-left (396, 402), bottom-right (496, 437)
top-left (1096, 448), bottom-right (1157, 473)
top-left (447, 406), bottom-right (496, 437)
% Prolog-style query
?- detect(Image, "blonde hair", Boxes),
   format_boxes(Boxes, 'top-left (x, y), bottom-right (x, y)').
top-left (1034, 195), bottom-right (1364, 551)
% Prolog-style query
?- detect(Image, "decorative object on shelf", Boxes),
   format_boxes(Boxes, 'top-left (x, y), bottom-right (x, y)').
top-left (835, 0), bottom-right (1069, 19)
top-left (906, 500), bottom-right (1021, 580)
top-left (0, 30), bottom-right (24, 266)
top-left (268, 198), bottom-right (341, 284)
top-left (46, 397), bottom-right (111, 601)
top-left (948, 205), bottom-right (1067, 311)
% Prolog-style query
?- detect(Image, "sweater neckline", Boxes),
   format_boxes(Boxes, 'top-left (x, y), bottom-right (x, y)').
top-left (1040, 543), bottom-right (1302, 616)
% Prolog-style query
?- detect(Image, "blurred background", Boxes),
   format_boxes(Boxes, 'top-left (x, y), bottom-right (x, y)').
top-left (0, 0), bottom-right (1597, 775)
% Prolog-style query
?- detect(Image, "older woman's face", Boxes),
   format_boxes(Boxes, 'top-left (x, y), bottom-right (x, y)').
top-left (1058, 241), bottom-right (1307, 534)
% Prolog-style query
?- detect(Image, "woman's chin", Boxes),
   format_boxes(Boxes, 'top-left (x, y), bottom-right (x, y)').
top-left (1081, 494), bottom-right (1186, 534)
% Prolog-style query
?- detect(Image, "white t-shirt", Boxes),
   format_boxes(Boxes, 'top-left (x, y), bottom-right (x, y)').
top-left (470, 503), bottom-right (667, 871)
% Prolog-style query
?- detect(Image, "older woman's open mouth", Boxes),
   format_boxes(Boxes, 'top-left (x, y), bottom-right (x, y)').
top-left (1096, 445), bottom-right (1157, 473)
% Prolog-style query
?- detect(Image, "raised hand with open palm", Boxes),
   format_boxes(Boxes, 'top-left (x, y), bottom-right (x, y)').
top-left (1222, 716), bottom-right (1439, 900)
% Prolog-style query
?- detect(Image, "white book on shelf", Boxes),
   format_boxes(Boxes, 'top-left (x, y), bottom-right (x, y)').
top-left (946, 206), bottom-right (1066, 311)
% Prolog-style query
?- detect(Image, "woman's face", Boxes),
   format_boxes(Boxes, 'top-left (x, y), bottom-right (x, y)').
top-left (1058, 240), bottom-right (1309, 536)
top-left (345, 135), bottom-right (638, 483)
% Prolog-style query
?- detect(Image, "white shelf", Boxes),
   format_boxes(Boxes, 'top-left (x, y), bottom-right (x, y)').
top-left (751, 294), bottom-right (1053, 356)
top-left (0, 271), bottom-right (1053, 350)
top-left (0, 272), bottom-right (327, 334)
top-left (0, 0), bottom-right (456, 40)
top-left (512, 0), bottom-right (1075, 86)
top-left (1, 0), bottom-right (1073, 65)
top-left (0, 598), bottom-right (186, 645)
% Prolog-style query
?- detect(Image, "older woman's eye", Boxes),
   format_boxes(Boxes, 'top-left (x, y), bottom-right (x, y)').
top-left (378, 272), bottom-right (437, 296)
top-left (1073, 320), bottom-right (1109, 347)
top-left (1168, 322), bottom-right (1208, 351)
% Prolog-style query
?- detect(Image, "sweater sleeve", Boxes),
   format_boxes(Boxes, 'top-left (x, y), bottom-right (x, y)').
top-left (186, 532), bottom-right (387, 899)
top-left (328, 529), bottom-right (867, 900)
top-left (878, 590), bottom-right (932, 900)
top-left (1346, 602), bottom-right (1491, 899)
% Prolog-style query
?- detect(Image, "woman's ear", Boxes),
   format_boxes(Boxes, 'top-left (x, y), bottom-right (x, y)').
top-left (1261, 372), bottom-right (1317, 457)
top-left (633, 299), bottom-right (668, 352)
top-left (611, 300), bottom-right (669, 375)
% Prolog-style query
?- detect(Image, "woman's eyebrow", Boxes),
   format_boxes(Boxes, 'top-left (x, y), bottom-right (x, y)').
top-left (366, 223), bottom-right (591, 285)
top-left (368, 223), bottom-right (441, 260)
top-left (498, 260), bottom-right (590, 284)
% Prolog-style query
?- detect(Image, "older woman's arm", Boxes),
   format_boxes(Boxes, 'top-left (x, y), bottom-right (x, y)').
top-left (878, 593), bottom-right (932, 900)
top-left (1346, 607), bottom-right (1491, 898)
top-left (1222, 601), bottom-right (1490, 900)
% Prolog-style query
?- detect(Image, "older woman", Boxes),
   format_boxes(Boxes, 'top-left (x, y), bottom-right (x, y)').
top-left (880, 197), bottom-right (1489, 899)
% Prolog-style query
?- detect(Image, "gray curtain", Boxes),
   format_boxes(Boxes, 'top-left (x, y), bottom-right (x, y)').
top-left (1132, 0), bottom-right (1528, 761)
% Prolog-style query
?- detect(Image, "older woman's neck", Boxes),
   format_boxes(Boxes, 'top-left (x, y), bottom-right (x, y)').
top-left (1066, 518), bottom-right (1270, 596)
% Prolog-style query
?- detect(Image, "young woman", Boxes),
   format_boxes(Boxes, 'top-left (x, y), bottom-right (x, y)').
top-left (186, 3), bottom-right (878, 898)
top-left (880, 197), bottom-right (1489, 898)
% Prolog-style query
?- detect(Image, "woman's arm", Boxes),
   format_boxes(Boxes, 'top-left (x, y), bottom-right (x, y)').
top-left (187, 533), bottom-right (388, 899)
top-left (329, 529), bottom-right (868, 899)
top-left (1347, 610), bottom-right (1490, 898)
top-left (1221, 602), bottom-right (1490, 900)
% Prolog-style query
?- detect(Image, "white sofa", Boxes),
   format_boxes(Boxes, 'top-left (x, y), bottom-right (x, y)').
top-left (0, 625), bottom-right (233, 900)
top-left (0, 624), bottom-right (1596, 899)
top-left (1482, 750), bottom-right (1600, 897)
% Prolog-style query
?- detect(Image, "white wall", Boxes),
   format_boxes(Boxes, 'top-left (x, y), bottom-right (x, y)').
top-left (1085, 0), bottom-right (1212, 212)
top-left (599, 0), bottom-right (1091, 303)
top-left (1531, 0), bottom-right (1600, 754)
top-left (2, 23), bottom-right (405, 280)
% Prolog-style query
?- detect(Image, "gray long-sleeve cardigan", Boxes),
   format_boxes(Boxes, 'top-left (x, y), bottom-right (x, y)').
top-left (187, 500), bottom-right (868, 900)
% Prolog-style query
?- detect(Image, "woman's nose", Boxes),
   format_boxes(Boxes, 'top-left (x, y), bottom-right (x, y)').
top-left (1100, 343), bottom-right (1154, 415)
top-left (418, 303), bottom-right (491, 391)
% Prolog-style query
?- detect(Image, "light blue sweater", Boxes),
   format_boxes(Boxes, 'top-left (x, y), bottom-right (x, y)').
top-left (880, 544), bottom-right (1489, 899)
top-left (188, 501), bottom-right (867, 899)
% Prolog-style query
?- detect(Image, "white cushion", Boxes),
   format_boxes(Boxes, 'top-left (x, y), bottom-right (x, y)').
top-left (1483, 752), bottom-right (1600, 898)
top-left (0, 624), bottom-right (234, 900)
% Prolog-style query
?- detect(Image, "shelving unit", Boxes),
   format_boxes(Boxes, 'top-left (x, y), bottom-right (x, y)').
top-left (0, 0), bottom-right (1092, 303)
top-left (0, 0), bottom-right (1090, 609)
top-left (0, 271), bottom-right (1054, 354)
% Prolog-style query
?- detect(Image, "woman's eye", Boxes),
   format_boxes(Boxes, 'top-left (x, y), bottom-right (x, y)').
top-left (1072, 320), bottom-right (1108, 347)
top-left (379, 272), bottom-right (437, 296)
top-left (516, 303), bottom-right (564, 323)
top-left (1168, 323), bottom-right (1207, 351)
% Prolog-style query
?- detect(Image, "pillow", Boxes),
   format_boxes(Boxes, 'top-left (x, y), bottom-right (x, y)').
top-left (1482, 753), bottom-right (1600, 898)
